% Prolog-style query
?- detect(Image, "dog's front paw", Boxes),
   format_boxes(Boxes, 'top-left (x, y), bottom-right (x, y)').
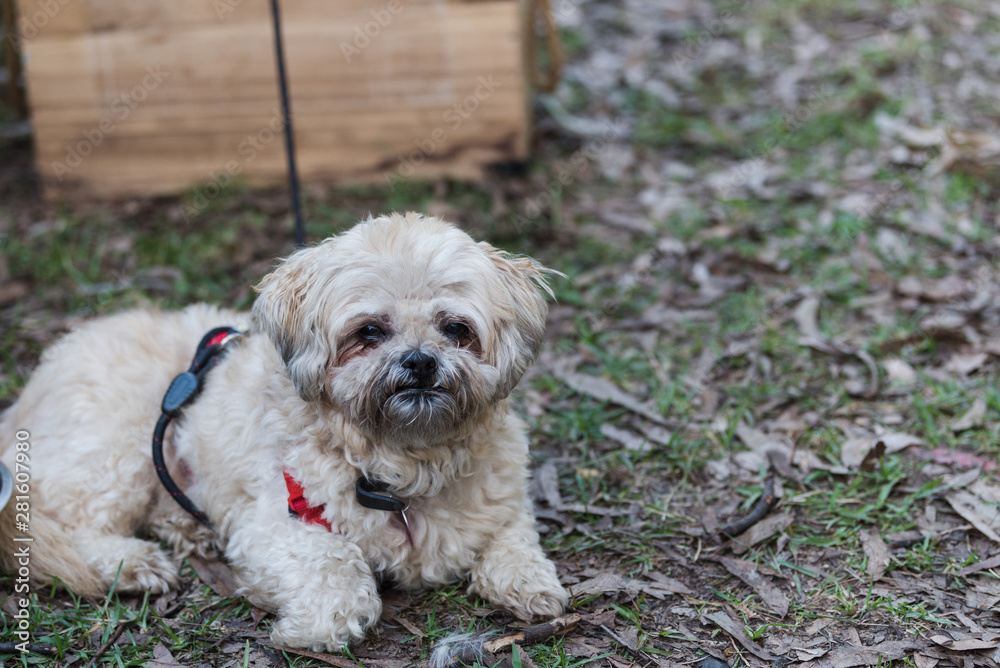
top-left (472, 552), bottom-right (568, 621)
top-left (502, 565), bottom-right (568, 620)
top-left (269, 572), bottom-right (382, 651)
top-left (515, 575), bottom-right (569, 620)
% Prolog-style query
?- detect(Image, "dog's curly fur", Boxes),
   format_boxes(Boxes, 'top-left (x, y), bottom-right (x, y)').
top-left (0, 213), bottom-right (567, 650)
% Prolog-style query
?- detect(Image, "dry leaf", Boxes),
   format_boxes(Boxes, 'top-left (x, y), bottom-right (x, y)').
top-left (944, 352), bottom-right (988, 377)
top-left (859, 528), bottom-right (891, 581)
top-left (840, 433), bottom-right (921, 471)
top-left (600, 424), bottom-right (652, 453)
top-left (875, 113), bottom-right (944, 148)
top-left (730, 513), bottom-right (794, 555)
top-left (258, 641), bottom-right (359, 667)
top-left (572, 571), bottom-right (691, 600)
top-left (563, 637), bottom-right (609, 658)
top-left (705, 611), bottom-right (776, 661)
top-left (557, 372), bottom-right (671, 426)
top-left (958, 552), bottom-right (1000, 577)
top-left (718, 556), bottom-right (789, 617)
top-left (813, 640), bottom-right (924, 668)
top-left (842, 436), bottom-right (878, 470)
top-left (188, 554), bottom-right (239, 598)
top-left (945, 490), bottom-right (1000, 543)
top-left (794, 295), bottom-right (823, 340)
top-left (929, 635), bottom-right (1000, 652)
top-left (883, 358), bottom-right (917, 386)
top-left (645, 571), bottom-right (694, 595)
top-left (144, 643), bottom-right (188, 668)
top-left (535, 459), bottom-right (563, 508)
top-left (925, 448), bottom-right (998, 472)
top-left (951, 397), bottom-right (987, 432)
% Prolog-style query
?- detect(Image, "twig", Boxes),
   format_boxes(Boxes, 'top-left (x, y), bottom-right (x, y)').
top-left (718, 477), bottom-right (777, 539)
top-left (599, 623), bottom-right (640, 656)
top-left (86, 620), bottom-right (128, 668)
top-left (437, 613), bottom-right (582, 667)
top-left (483, 613), bottom-right (581, 653)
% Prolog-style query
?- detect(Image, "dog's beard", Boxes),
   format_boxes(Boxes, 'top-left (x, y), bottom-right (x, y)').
top-left (339, 353), bottom-right (499, 445)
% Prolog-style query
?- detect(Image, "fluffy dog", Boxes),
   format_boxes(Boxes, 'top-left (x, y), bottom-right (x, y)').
top-left (0, 213), bottom-right (567, 649)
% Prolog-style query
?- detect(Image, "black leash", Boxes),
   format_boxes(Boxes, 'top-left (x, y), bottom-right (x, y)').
top-left (153, 327), bottom-right (407, 530)
top-left (152, 327), bottom-right (243, 528)
top-left (268, 0), bottom-right (305, 249)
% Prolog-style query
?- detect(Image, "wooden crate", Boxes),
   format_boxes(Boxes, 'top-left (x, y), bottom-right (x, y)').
top-left (15, 0), bottom-right (530, 199)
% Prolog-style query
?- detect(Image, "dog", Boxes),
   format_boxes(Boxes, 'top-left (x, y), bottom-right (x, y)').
top-left (0, 213), bottom-right (567, 650)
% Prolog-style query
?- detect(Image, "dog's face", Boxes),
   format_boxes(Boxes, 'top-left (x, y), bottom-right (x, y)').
top-left (251, 213), bottom-right (551, 445)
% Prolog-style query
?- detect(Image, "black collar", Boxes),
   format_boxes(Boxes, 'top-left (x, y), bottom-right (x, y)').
top-left (355, 476), bottom-right (407, 513)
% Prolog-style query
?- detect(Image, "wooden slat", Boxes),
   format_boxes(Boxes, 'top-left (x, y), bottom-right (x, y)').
top-left (18, 0), bottom-right (528, 199)
top-left (14, 0), bottom-right (479, 37)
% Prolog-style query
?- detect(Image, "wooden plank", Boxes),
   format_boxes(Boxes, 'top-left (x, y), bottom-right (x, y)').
top-left (14, 0), bottom-right (491, 37)
top-left (19, 0), bottom-right (527, 198)
top-left (21, 8), bottom-right (519, 84)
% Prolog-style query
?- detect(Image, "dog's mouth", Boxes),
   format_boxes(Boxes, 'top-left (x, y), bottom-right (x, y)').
top-left (379, 384), bottom-right (458, 431)
top-left (390, 385), bottom-right (445, 398)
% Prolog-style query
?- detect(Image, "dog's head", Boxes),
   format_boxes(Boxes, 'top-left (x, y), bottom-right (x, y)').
top-left (252, 213), bottom-right (553, 444)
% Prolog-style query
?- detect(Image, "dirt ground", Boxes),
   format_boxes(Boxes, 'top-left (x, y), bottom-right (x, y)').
top-left (2, 0), bottom-right (1000, 667)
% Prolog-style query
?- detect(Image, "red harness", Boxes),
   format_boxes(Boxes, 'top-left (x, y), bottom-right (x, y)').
top-left (283, 470), bottom-right (333, 531)
top-left (284, 470), bottom-right (414, 543)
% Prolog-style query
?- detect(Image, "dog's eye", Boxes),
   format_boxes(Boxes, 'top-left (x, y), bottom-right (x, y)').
top-left (358, 325), bottom-right (385, 341)
top-left (443, 322), bottom-right (470, 340)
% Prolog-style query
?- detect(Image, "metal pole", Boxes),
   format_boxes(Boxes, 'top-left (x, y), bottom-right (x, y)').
top-left (268, 0), bottom-right (305, 248)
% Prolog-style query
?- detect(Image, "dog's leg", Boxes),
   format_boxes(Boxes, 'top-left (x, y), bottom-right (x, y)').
top-left (468, 518), bottom-right (567, 620)
top-left (73, 533), bottom-right (178, 594)
top-left (226, 516), bottom-right (382, 651)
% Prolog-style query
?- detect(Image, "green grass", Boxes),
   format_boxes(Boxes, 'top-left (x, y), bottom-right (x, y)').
top-left (5, 0), bottom-right (1000, 662)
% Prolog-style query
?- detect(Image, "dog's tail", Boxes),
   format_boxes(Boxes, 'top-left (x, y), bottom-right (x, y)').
top-left (0, 498), bottom-right (105, 598)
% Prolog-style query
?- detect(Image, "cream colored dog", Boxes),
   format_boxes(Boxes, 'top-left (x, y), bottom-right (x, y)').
top-left (0, 213), bottom-right (567, 650)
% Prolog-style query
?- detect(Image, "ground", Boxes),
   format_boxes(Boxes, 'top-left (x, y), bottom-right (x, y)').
top-left (1, 0), bottom-right (999, 666)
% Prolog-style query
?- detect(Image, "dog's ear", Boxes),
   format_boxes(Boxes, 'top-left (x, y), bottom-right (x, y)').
top-left (482, 244), bottom-right (557, 397)
top-left (251, 245), bottom-right (333, 402)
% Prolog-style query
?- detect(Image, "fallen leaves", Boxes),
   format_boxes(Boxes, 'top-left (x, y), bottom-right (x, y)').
top-left (858, 528), bottom-right (891, 581)
top-left (951, 397), bottom-right (987, 432)
top-left (144, 643), bottom-right (188, 668)
top-left (840, 432), bottom-right (923, 471)
top-left (571, 571), bottom-right (692, 601)
top-left (729, 513), bottom-right (794, 556)
top-left (705, 611), bottom-right (776, 661)
top-left (945, 480), bottom-right (1000, 544)
top-left (718, 556), bottom-right (789, 617)
top-left (556, 371), bottom-right (674, 427)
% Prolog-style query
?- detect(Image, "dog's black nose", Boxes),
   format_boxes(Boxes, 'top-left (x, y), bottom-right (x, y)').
top-left (401, 350), bottom-right (438, 386)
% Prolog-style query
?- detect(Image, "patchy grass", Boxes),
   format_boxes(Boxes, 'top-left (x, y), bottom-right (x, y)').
top-left (3, 0), bottom-right (1000, 665)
